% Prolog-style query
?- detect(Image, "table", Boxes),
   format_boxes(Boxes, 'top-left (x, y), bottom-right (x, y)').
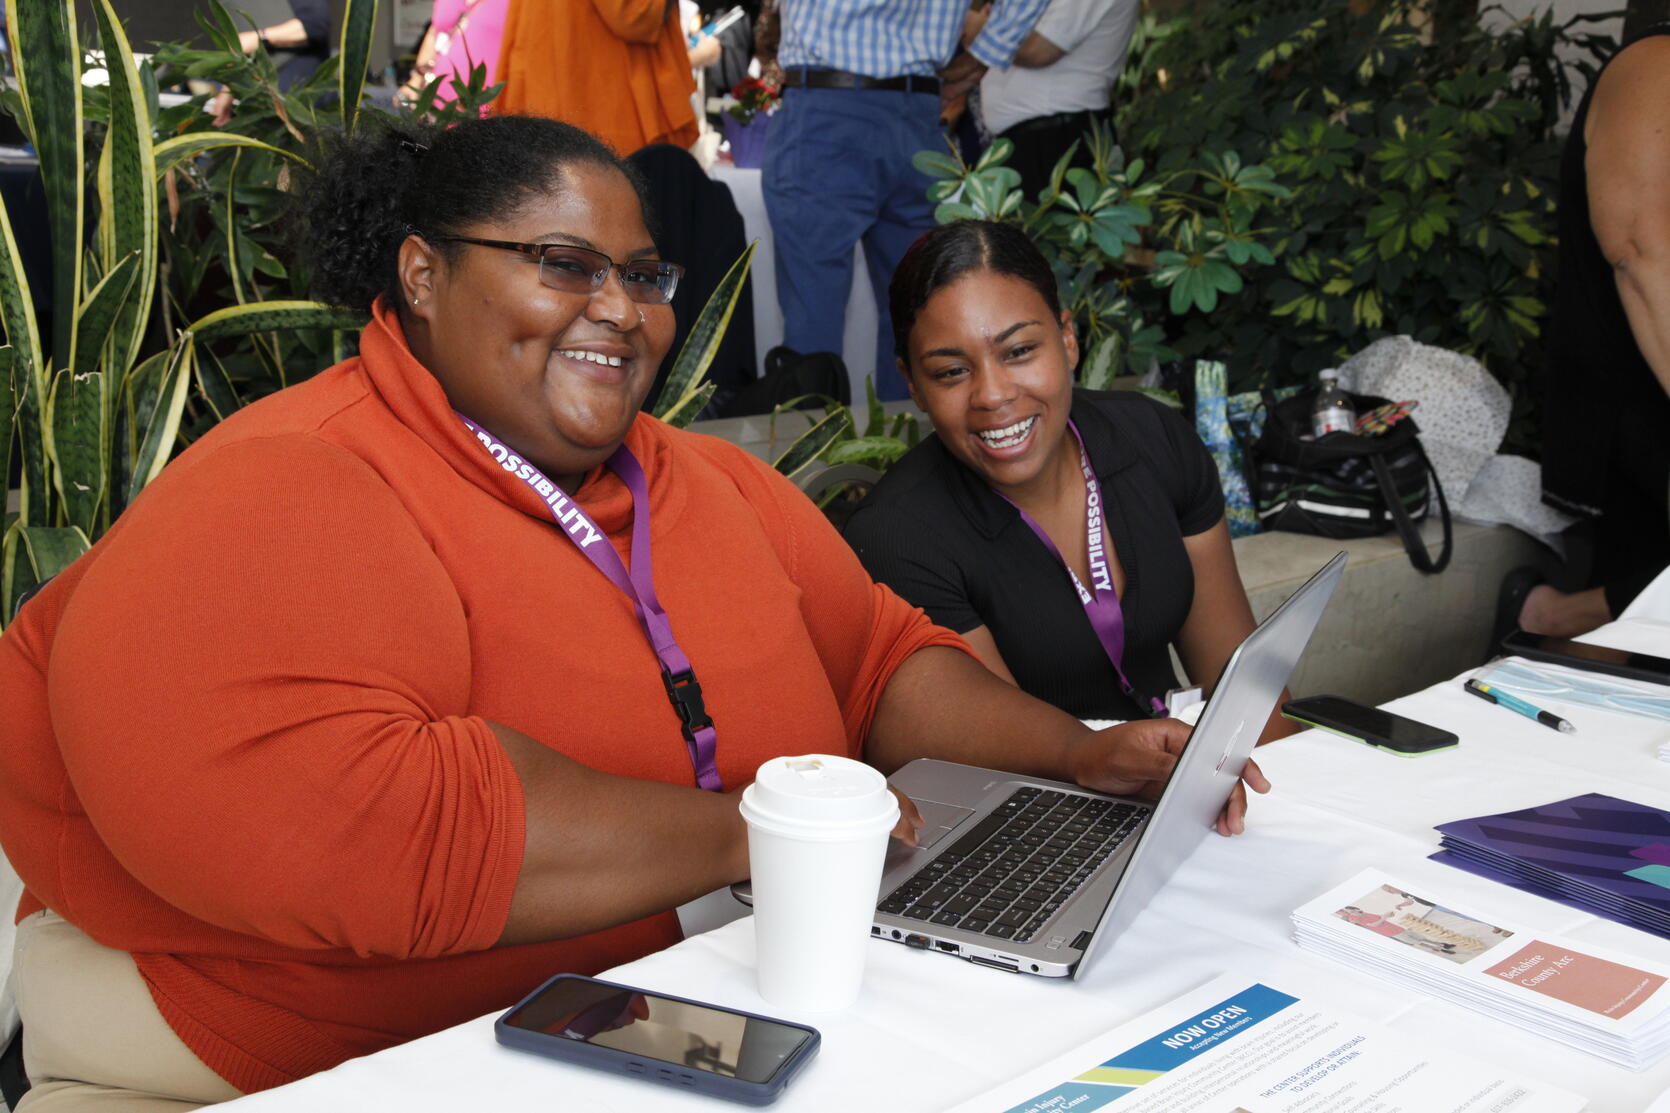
top-left (708, 164), bottom-right (880, 406)
top-left (220, 612), bottom-right (1670, 1112)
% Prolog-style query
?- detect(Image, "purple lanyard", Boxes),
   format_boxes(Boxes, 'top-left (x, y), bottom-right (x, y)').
top-left (459, 417), bottom-right (722, 791)
top-left (1003, 421), bottom-right (1166, 718)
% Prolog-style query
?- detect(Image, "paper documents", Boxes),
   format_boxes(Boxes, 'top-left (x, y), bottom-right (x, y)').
top-left (940, 972), bottom-right (1581, 1113)
top-left (1293, 868), bottom-right (1670, 1070)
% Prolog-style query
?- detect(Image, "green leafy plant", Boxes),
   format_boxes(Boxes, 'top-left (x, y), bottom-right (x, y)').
top-left (143, 1), bottom-right (501, 438)
top-left (652, 243), bottom-right (756, 428)
top-left (912, 122), bottom-right (1290, 390)
top-left (1114, 0), bottom-right (1614, 442)
top-left (0, 0), bottom-right (369, 623)
top-left (643, 237), bottom-right (918, 503)
top-left (640, 232), bottom-right (921, 488)
top-left (0, 0), bottom-right (904, 611)
top-left (769, 379), bottom-right (920, 480)
top-left (755, 379), bottom-right (919, 527)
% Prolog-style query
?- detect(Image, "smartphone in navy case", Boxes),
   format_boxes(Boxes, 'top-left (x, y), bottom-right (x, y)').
top-left (495, 973), bottom-right (820, 1106)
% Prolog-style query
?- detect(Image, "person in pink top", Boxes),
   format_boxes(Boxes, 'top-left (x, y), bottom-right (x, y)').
top-left (400, 0), bottom-right (509, 110)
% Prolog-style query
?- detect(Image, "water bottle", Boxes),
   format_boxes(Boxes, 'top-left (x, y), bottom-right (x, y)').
top-left (1311, 370), bottom-right (1356, 438)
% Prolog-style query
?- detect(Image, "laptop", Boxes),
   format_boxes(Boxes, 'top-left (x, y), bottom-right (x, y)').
top-left (869, 551), bottom-right (1346, 979)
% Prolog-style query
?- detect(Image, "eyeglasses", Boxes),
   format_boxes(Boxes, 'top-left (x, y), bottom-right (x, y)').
top-left (428, 236), bottom-right (684, 305)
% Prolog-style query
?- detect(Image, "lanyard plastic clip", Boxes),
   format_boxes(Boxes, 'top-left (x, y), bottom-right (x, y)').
top-left (661, 666), bottom-right (713, 735)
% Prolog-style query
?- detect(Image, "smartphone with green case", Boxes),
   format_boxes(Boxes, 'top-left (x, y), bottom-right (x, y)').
top-left (1282, 695), bottom-right (1458, 756)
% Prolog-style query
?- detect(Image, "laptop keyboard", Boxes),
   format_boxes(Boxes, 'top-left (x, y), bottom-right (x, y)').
top-left (877, 787), bottom-right (1145, 944)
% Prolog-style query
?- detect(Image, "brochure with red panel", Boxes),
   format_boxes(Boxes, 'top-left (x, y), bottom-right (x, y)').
top-left (1292, 868), bottom-right (1670, 1070)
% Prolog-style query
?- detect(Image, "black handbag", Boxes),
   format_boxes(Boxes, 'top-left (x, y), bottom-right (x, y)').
top-left (715, 345), bottom-right (851, 417)
top-left (1250, 390), bottom-right (1452, 574)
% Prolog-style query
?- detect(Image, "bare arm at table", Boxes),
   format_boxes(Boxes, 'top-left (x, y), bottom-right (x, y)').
top-left (47, 437), bottom-right (757, 958)
top-left (956, 624), bottom-right (1021, 686)
top-left (1586, 36), bottom-right (1670, 398)
top-left (491, 722), bottom-right (748, 945)
top-left (1173, 518), bottom-right (1296, 743)
top-left (864, 645), bottom-right (1266, 835)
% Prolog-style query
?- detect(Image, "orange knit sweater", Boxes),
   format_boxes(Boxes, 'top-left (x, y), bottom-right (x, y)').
top-left (0, 306), bottom-right (961, 1093)
top-left (494, 0), bottom-right (698, 155)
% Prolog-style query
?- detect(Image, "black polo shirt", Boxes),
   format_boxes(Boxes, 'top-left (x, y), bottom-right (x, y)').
top-left (844, 390), bottom-right (1225, 721)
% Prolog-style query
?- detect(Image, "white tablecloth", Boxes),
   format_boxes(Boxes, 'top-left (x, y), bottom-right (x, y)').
top-left (708, 164), bottom-right (880, 405)
top-left (223, 620), bottom-right (1670, 1112)
top-left (1622, 566), bottom-right (1670, 624)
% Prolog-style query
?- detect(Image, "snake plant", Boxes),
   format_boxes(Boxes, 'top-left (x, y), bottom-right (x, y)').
top-left (0, 0), bottom-right (369, 624)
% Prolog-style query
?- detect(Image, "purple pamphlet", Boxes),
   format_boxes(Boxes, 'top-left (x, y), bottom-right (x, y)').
top-left (1630, 843), bottom-right (1670, 869)
top-left (1432, 792), bottom-right (1670, 939)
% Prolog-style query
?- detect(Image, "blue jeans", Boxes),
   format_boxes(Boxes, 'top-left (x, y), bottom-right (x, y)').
top-left (762, 87), bottom-right (943, 402)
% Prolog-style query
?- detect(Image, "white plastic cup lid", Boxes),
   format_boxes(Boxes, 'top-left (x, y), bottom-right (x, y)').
top-left (739, 754), bottom-right (897, 836)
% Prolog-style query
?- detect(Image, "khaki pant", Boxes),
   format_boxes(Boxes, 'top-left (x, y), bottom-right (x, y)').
top-left (11, 911), bottom-right (242, 1112)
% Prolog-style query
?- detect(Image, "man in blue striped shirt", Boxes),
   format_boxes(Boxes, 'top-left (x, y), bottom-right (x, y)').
top-left (762, 0), bottom-right (1048, 400)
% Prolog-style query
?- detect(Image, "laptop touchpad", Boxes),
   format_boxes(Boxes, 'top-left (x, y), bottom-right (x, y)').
top-left (911, 800), bottom-right (975, 850)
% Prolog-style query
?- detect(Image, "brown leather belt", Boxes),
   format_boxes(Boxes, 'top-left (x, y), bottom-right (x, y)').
top-left (783, 68), bottom-right (942, 95)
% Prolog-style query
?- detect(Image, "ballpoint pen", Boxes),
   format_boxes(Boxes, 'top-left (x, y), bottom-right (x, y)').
top-left (1463, 678), bottom-right (1576, 734)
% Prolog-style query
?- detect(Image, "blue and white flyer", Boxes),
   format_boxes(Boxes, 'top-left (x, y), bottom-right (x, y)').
top-left (943, 974), bottom-right (1583, 1113)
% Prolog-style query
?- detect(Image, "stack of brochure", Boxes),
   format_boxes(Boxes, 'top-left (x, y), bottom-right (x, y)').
top-left (1293, 868), bottom-right (1670, 1070)
top-left (1433, 793), bottom-right (1670, 938)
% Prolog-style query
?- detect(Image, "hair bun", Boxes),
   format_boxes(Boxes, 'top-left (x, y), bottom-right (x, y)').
top-left (294, 119), bottom-right (444, 310)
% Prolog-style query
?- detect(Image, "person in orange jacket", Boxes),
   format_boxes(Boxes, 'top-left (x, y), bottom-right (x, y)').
top-left (495, 0), bottom-right (698, 155)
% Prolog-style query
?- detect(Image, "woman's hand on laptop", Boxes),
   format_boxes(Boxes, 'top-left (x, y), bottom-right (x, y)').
top-left (889, 787), bottom-right (925, 847)
top-left (864, 647), bottom-right (1272, 835)
top-left (1067, 718), bottom-right (1187, 798)
top-left (1215, 757), bottom-right (1271, 838)
top-left (1067, 720), bottom-right (1272, 837)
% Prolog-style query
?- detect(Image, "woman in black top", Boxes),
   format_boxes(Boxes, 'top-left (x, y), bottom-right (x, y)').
top-left (1522, 26), bottom-right (1670, 637)
top-left (847, 221), bottom-right (1287, 736)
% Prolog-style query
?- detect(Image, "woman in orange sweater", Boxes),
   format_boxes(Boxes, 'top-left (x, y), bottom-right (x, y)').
top-left (495, 0), bottom-right (698, 154)
top-left (0, 115), bottom-right (1237, 1109)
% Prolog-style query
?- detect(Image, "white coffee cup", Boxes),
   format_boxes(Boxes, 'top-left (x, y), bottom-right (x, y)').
top-left (738, 754), bottom-right (899, 1011)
